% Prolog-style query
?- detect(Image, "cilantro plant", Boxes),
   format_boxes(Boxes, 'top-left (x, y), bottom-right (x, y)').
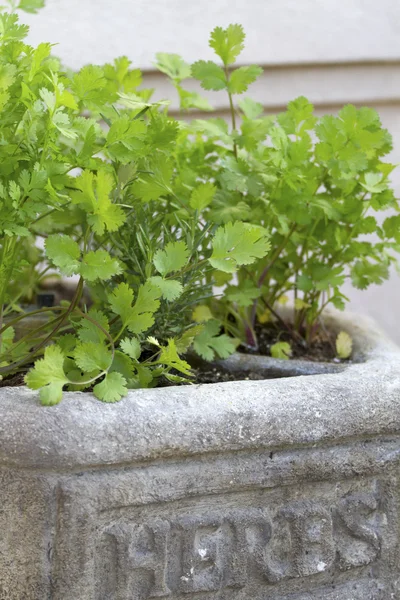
top-left (0, 9), bottom-right (398, 406)
top-left (156, 24), bottom-right (399, 351)
top-left (0, 10), bottom-right (270, 403)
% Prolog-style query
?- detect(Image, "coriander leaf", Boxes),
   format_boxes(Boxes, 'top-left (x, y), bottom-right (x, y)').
top-left (226, 281), bottom-right (262, 307)
top-left (25, 346), bottom-right (68, 405)
top-left (191, 60), bottom-right (226, 91)
top-left (210, 222), bottom-right (270, 273)
top-left (73, 65), bottom-right (107, 107)
top-left (177, 86), bottom-right (213, 111)
top-left (175, 325), bottom-right (204, 353)
top-left (361, 172), bottom-right (388, 194)
top-left (239, 97), bottom-right (263, 119)
top-left (17, 0), bottom-right (45, 14)
top-left (193, 319), bottom-right (237, 360)
top-left (108, 282), bottom-right (134, 326)
top-left (190, 182), bottom-right (216, 211)
top-left (78, 309), bottom-right (110, 344)
top-left (74, 342), bottom-right (112, 372)
top-left (154, 52), bottom-right (191, 81)
top-left (130, 157), bottom-right (173, 202)
top-left (80, 250), bottom-right (121, 282)
top-left (127, 281), bottom-right (161, 334)
top-left (336, 331), bottom-right (353, 359)
top-left (270, 341), bottom-right (292, 360)
top-left (159, 338), bottom-right (192, 376)
top-left (149, 276), bottom-right (183, 301)
top-left (108, 281), bottom-right (161, 334)
top-left (153, 240), bottom-right (189, 276)
top-left (297, 274), bottom-right (313, 293)
top-left (57, 334), bottom-right (77, 354)
top-left (38, 382), bottom-right (65, 406)
top-left (71, 170), bottom-right (125, 236)
top-left (192, 305), bottom-right (214, 322)
top-left (120, 337), bottom-right (141, 360)
top-left (45, 235), bottom-right (81, 277)
top-left (93, 372), bottom-right (128, 403)
top-left (209, 24), bottom-right (245, 65)
top-left (228, 65), bottom-right (263, 94)
top-left (383, 215), bottom-right (400, 243)
top-left (351, 260), bottom-right (389, 289)
top-left (109, 351), bottom-right (134, 380)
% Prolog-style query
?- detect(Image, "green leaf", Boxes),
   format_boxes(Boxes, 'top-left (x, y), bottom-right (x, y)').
top-left (193, 319), bottom-right (237, 360)
top-left (38, 382), bottom-right (65, 406)
top-left (177, 86), bottom-right (213, 111)
top-left (190, 182), bottom-right (216, 211)
top-left (108, 281), bottom-right (161, 334)
top-left (154, 53), bottom-right (191, 81)
top-left (313, 266), bottom-right (345, 291)
top-left (351, 260), bottom-right (389, 289)
top-left (175, 325), bottom-right (204, 353)
top-left (130, 157), bottom-right (173, 202)
top-left (73, 65), bottom-right (107, 107)
top-left (209, 222), bottom-right (270, 273)
top-left (158, 338), bottom-right (192, 376)
top-left (270, 341), bottom-right (292, 360)
top-left (71, 170), bottom-right (125, 236)
top-left (153, 240), bottom-right (189, 276)
top-left (191, 60), bottom-right (226, 91)
top-left (209, 24), bottom-right (245, 65)
top-left (361, 172), bottom-right (388, 194)
top-left (78, 309), bottom-right (110, 344)
top-left (228, 65), bottom-right (263, 94)
top-left (25, 346), bottom-right (69, 405)
top-left (45, 235), bottom-right (81, 277)
top-left (109, 351), bottom-right (134, 380)
top-left (17, 0), bottom-right (45, 13)
top-left (127, 281), bottom-right (161, 334)
top-left (74, 342), bottom-right (112, 372)
top-left (383, 215), bottom-right (400, 243)
top-left (93, 372), bottom-right (128, 403)
top-left (239, 97), bottom-right (263, 119)
top-left (80, 250), bottom-right (121, 282)
top-left (192, 305), bottom-right (214, 322)
top-left (120, 337), bottom-right (141, 360)
top-left (226, 281), bottom-right (262, 307)
top-left (336, 331), bottom-right (353, 359)
top-left (108, 282), bottom-right (134, 326)
top-left (149, 276), bottom-right (183, 301)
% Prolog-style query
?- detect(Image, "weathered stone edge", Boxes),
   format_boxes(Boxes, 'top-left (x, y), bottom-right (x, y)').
top-left (0, 311), bottom-right (399, 470)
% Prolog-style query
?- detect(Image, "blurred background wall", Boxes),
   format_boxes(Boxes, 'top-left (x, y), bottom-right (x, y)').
top-left (22, 0), bottom-right (400, 342)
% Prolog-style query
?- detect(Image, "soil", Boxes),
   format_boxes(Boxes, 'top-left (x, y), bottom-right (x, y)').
top-left (0, 372), bottom-right (26, 388)
top-left (0, 321), bottom-right (341, 390)
top-left (191, 321), bottom-right (339, 385)
top-left (243, 321), bottom-right (337, 362)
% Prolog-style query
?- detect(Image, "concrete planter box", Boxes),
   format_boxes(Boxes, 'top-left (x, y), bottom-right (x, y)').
top-left (0, 311), bottom-right (400, 599)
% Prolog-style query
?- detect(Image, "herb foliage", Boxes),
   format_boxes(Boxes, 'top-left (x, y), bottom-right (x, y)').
top-left (0, 7), bottom-right (398, 404)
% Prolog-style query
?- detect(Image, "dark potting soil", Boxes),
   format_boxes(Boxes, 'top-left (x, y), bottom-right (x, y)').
top-left (191, 321), bottom-right (339, 385)
top-left (0, 322), bottom-right (341, 389)
top-left (244, 321), bottom-right (337, 362)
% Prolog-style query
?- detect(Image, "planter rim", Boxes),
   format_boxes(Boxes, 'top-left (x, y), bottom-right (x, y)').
top-left (0, 310), bottom-right (399, 471)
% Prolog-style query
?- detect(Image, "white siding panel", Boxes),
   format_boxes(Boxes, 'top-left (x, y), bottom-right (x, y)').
top-left (20, 0), bottom-right (400, 70)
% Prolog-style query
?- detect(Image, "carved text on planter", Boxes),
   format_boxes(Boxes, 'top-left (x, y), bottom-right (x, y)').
top-left (97, 485), bottom-right (385, 599)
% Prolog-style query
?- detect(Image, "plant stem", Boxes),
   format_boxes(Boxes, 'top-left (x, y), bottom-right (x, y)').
top-left (0, 278), bottom-right (84, 375)
top-left (224, 66), bottom-right (238, 158)
top-left (247, 223), bottom-right (297, 345)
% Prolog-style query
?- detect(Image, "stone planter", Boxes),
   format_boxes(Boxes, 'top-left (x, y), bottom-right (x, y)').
top-left (0, 311), bottom-right (400, 599)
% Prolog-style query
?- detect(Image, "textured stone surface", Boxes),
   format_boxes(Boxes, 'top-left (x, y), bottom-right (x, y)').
top-left (0, 311), bottom-right (400, 599)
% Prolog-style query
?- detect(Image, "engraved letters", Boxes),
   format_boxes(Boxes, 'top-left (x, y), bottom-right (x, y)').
top-left (98, 487), bottom-right (385, 598)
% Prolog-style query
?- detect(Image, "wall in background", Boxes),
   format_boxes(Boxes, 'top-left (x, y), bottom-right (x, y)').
top-left (21, 0), bottom-right (400, 342)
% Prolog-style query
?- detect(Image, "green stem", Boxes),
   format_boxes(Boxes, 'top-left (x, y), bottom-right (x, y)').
top-left (224, 66), bottom-right (238, 159)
